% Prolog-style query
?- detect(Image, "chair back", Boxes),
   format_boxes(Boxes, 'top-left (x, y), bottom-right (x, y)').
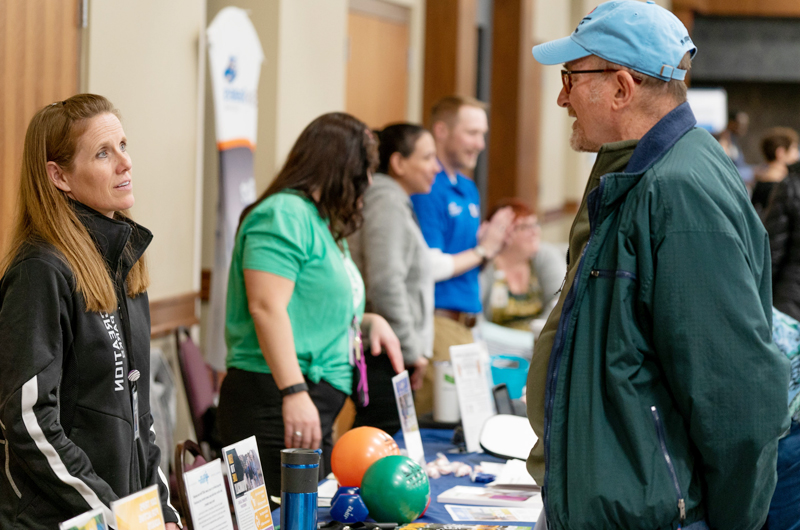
top-left (175, 328), bottom-right (217, 442)
top-left (174, 440), bottom-right (207, 530)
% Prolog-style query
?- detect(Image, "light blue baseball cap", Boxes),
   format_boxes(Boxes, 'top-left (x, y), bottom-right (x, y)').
top-left (532, 0), bottom-right (696, 82)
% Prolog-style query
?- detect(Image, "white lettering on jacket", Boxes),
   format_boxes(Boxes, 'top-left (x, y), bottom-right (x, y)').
top-left (100, 312), bottom-right (126, 392)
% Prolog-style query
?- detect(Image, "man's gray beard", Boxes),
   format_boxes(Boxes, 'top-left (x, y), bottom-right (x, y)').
top-left (569, 128), bottom-right (601, 153)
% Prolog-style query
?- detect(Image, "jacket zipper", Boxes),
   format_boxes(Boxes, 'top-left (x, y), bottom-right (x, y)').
top-left (543, 176), bottom-right (607, 521)
top-left (114, 268), bottom-right (143, 492)
top-left (0, 428), bottom-right (21, 498)
top-left (650, 406), bottom-right (686, 523)
top-left (589, 269), bottom-right (637, 280)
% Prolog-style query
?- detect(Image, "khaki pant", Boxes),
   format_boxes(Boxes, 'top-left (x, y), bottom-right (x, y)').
top-left (414, 315), bottom-right (475, 416)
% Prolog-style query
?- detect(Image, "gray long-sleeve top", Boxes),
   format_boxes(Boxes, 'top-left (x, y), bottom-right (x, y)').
top-left (349, 174), bottom-right (434, 365)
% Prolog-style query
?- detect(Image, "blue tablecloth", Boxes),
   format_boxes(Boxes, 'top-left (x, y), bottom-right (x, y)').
top-left (274, 428), bottom-right (537, 528)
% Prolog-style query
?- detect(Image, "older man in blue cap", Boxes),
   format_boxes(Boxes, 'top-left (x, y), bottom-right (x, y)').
top-left (525, 1), bottom-right (789, 529)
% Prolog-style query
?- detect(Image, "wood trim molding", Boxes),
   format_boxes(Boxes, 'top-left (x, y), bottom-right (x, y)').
top-left (200, 268), bottom-right (212, 302)
top-left (422, 0), bottom-right (478, 125)
top-left (350, 0), bottom-right (410, 24)
top-left (150, 292), bottom-right (199, 338)
top-left (542, 201), bottom-right (579, 224)
top-left (487, 0), bottom-right (540, 211)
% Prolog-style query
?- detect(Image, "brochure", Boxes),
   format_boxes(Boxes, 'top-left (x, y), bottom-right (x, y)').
top-left (437, 486), bottom-right (541, 507)
top-left (392, 370), bottom-right (425, 466)
top-left (445, 505), bottom-right (542, 523)
top-left (450, 343), bottom-right (495, 452)
top-left (222, 436), bottom-right (274, 530)
top-left (318, 478), bottom-right (339, 508)
top-left (111, 485), bottom-right (165, 530)
top-left (59, 508), bottom-right (108, 530)
top-left (184, 459), bottom-right (235, 530)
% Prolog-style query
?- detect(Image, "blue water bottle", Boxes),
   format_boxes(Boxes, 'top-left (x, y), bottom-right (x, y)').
top-left (281, 449), bottom-right (320, 530)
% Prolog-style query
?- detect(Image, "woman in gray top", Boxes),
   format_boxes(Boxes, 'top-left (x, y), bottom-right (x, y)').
top-left (350, 124), bottom-right (509, 431)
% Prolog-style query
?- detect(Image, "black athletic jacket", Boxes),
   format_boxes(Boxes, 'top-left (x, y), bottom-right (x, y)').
top-left (765, 161), bottom-right (800, 322)
top-left (0, 202), bottom-right (180, 528)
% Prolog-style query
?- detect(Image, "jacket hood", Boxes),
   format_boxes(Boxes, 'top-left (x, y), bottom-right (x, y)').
top-left (71, 200), bottom-right (152, 278)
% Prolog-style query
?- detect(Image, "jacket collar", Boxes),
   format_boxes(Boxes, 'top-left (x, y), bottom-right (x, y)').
top-left (595, 102), bottom-right (697, 210)
top-left (626, 101), bottom-right (697, 174)
top-left (72, 201), bottom-right (152, 279)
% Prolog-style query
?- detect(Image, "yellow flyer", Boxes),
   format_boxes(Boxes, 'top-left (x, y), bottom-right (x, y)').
top-left (111, 485), bottom-right (166, 530)
top-left (222, 436), bottom-right (274, 530)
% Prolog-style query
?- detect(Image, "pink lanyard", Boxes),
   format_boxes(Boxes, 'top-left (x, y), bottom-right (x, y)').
top-left (351, 315), bottom-right (369, 407)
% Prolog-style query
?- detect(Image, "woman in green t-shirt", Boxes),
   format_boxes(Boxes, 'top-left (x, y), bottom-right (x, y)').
top-left (217, 113), bottom-right (404, 505)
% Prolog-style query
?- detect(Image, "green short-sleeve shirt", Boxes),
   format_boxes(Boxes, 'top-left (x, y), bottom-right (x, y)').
top-left (225, 191), bottom-right (365, 394)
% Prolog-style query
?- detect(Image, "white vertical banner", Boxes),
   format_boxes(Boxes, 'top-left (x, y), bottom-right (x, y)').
top-left (206, 8), bottom-right (264, 370)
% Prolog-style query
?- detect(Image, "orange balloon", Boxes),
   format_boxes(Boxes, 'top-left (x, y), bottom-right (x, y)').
top-left (331, 427), bottom-right (400, 487)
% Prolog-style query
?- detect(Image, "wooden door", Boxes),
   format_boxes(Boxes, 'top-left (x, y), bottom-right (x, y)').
top-left (0, 0), bottom-right (81, 255)
top-left (346, 0), bottom-right (410, 129)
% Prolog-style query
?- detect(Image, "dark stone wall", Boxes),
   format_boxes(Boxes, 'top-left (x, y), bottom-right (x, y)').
top-left (693, 81), bottom-right (800, 165)
top-left (691, 16), bottom-right (800, 83)
top-left (690, 16), bottom-right (800, 165)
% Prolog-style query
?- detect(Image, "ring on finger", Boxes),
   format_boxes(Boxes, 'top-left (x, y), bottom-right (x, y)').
top-left (294, 431), bottom-right (303, 438)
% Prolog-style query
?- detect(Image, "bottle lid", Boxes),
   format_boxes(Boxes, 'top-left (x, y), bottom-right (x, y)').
top-left (281, 448), bottom-right (321, 466)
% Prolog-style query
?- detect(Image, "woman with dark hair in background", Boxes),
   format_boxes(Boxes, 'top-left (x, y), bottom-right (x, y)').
top-left (349, 123), bottom-right (510, 433)
top-left (217, 112), bottom-right (403, 506)
top-left (752, 127), bottom-right (799, 217)
top-left (0, 95), bottom-right (179, 529)
top-left (765, 150), bottom-right (800, 322)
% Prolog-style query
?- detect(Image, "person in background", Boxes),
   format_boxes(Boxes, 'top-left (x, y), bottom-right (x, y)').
top-left (529, 1), bottom-right (788, 528)
top-left (350, 123), bottom-right (507, 432)
top-left (0, 95), bottom-right (179, 529)
top-left (217, 113), bottom-right (403, 509)
top-left (348, 123), bottom-right (438, 433)
top-left (410, 95), bottom-right (514, 415)
top-left (752, 127), bottom-right (799, 217)
top-left (717, 110), bottom-right (754, 184)
top-left (481, 199), bottom-right (565, 334)
top-left (765, 153), bottom-right (800, 322)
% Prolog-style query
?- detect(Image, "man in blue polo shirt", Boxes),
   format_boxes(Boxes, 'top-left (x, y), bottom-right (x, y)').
top-left (411, 95), bottom-right (513, 415)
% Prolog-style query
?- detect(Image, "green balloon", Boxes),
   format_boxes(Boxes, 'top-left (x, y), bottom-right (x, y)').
top-left (360, 455), bottom-right (430, 523)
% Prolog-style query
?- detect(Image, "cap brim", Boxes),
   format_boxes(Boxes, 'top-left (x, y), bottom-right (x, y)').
top-left (532, 36), bottom-right (591, 65)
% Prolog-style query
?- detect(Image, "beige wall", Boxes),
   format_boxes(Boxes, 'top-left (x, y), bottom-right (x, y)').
top-left (275, 0), bottom-right (349, 166)
top-left (85, 0), bottom-right (206, 301)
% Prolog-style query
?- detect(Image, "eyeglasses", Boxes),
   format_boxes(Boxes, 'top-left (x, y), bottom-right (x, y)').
top-left (560, 68), bottom-right (643, 95)
top-left (513, 222), bottom-right (540, 232)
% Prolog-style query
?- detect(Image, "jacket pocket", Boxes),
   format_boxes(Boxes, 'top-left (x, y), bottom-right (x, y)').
top-left (589, 269), bottom-right (637, 280)
top-left (650, 405), bottom-right (686, 524)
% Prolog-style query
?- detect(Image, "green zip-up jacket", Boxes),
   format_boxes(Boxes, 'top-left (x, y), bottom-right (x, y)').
top-left (540, 103), bottom-right (790, 530)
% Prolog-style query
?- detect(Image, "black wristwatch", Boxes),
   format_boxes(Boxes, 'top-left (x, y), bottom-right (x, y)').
top-left (280, 382), bottom-right (309, 398)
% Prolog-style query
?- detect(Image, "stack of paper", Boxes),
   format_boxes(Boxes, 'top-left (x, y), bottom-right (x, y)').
top-left (437, 486), bottom-right (540, 507)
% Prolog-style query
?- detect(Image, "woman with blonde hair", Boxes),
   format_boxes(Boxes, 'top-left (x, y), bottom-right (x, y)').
top-left (0, 94), bottom-right (179, 529)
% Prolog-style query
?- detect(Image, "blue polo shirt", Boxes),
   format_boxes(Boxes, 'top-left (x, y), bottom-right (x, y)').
top-left (411, 169), bottom-right (482, 313)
